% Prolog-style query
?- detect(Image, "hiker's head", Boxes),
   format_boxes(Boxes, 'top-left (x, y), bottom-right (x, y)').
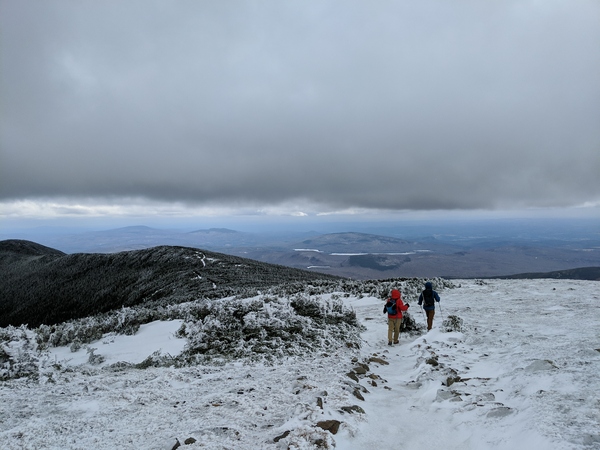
top-left (425, 281), bottom-right (433, 289)
top-left (391, 289), bottom-right (401, 300)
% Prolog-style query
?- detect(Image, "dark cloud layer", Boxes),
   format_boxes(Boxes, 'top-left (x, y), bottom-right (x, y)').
top-left (1, 0), bottom-right (599, 213)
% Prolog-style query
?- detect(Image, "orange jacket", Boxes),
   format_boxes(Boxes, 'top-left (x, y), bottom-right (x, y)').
top-left (384, 289), bottom-right (409, 319)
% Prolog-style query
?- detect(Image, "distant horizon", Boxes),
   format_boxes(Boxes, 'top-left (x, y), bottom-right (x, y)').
top-left (2, 205), bottom-right (600, 235)
top-left (3, 208), bottom-right (599, 244)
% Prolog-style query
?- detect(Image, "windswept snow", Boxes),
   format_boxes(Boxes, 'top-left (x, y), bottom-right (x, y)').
top-left (47, 320), bottom-right (186, 367)
top-left (1, 279), bottom-right (599, 449)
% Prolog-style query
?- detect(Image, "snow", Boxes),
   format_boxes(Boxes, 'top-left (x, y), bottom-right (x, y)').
top-left (47, 320), bottom-right (186, 367)
top-left (1, 279), bottom-right (599, 449)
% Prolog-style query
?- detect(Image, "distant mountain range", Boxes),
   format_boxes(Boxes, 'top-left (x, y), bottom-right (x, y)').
top-left (489, 267), bottom-right (600, 281)
top-left (3, 219), bottom-right (600, 279)
top-left (0, 239), bottom-right (340, 328)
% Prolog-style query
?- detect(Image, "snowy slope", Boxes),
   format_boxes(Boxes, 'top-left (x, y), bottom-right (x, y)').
top-left (1, 279), bottom-right (599, 449)
top-left (337, 279), bottom-right (600, 449)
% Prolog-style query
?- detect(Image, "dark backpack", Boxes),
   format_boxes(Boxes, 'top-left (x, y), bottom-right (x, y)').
top-left (422, 289), bottom-right (435, 307)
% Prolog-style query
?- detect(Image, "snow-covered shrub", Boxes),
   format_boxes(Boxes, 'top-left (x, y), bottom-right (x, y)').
top-left (0, 325), bottom-right (41, 380)
top-left (12, 277), bottom-right (453, 371)
top-left (134, 350), bottom-right (175, 369)
top-left (441, 315), bottom-right (464, 332)
top-left (178, 294), bottom-right (362, 364)
top-left (401, 312), bottom-right (426, 335)
top-left (86, 346), bottom-right (105, 365)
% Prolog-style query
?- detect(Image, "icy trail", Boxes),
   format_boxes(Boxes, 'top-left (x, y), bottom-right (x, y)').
top-left (337, 279), bottom-right (600, 450)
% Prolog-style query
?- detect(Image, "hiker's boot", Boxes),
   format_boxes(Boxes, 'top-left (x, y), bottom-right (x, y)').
top-left (393, 341), bottom-right (399, 344)
top-left (388, 341), bottom-right (392, 346)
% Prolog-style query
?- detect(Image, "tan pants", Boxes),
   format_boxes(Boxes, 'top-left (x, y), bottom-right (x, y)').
top-left (388, 318), bottom-right (402, 343)
top-left (426, 310), bottom-right (435, 330)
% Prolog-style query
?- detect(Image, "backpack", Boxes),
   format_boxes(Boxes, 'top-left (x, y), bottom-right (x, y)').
top-left (386, 300), bottom-right (398, 315)
top-left (422, 289), bottom-right (435, 307)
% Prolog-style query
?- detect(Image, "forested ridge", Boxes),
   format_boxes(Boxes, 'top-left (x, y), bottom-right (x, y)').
top-left (0, 239), bottom-right (342, 327)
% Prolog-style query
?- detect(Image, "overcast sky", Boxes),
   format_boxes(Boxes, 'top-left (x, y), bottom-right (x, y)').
top-left (1, 1), bottom-right (599, 225)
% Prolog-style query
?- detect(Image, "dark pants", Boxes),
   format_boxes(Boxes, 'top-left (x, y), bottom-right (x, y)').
top-left (426, 309), bottom-right (435, 330)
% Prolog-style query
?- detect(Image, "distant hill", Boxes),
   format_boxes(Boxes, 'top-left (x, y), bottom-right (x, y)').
top-left (295, 232), bottom-right (416, 253)
top-left (0, 240), bottom-right (341, 328)
top-left (491, 267), bottom-right (600, 281)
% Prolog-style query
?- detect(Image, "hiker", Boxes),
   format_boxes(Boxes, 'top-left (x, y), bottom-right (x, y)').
top-left (418, 281), bottom-right (441, 331)
top-left (382, 289), bottom-right (409, 345)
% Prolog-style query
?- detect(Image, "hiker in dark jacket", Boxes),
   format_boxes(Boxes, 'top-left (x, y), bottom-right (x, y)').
top-left (418, 281), bottom-right (440, 331)
top-left (383, 289), bottom-right (409, 345)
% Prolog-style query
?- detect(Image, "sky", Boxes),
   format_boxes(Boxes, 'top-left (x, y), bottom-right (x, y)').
top-left (1, 0), bottom-right (599, 229)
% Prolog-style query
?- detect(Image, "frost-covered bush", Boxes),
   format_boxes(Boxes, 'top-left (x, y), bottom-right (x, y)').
top-left (2, 277), bottom-right (453, 374)
top-left (441, 315), bottom-right (464, 332)
top-left (86, 346), bottom-right (105, 365)
top-left (0, 325), bottom-right (41, 380)
top-left (134, 350), bottom-right (176, 369)
top-left (178, 294), bottom-right (362, 363)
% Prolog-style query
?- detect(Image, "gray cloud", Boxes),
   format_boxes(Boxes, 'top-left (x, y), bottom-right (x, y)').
top-left (1, 0), bottom-right (599, 213)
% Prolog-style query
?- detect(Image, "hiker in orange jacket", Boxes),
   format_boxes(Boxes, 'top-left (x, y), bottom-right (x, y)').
top-left (382, 289), bottom-right (409, 345)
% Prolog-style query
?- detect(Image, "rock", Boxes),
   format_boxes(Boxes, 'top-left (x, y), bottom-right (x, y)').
top-left (353, 365), bottom-right (368, 375)
top-left (525, 360), bottom-right (558, 372)
top-left (341, 405), bottom-right (365, 414)
top-left (317, 420), bottom-right (341, 435)
top-left (183, 437), bottom-right (196, 445)
top-left (317, 397), bottom-right (324, 409)
top-left (445, 376), bottom-right (462, 387)
top-left (352, 389), bottom-right (365, 401)
top-left (171, 439), bottom-right (181, 450)
top-left (346, 372), bottom-right (359, 382)
top-left (435, 389), bottom-right (461, 402)
top-left (477, 393), bottom-right (495, 402)
top-left (368, 357), bottom-right (389, 365)
top-left (426, 358), bottom-right (439, 366)
top-left (487, 406), bottom-right (513, 418)
top-left (273, 430), bottom-right (290, 442)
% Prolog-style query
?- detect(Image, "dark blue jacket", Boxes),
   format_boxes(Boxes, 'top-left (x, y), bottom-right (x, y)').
top-left (418, 282), bottom-right (440, 311)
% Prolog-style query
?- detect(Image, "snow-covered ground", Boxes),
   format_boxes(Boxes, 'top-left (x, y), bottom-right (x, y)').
top-left (336, 279), bottom-right (600, 450)
top-left (1, 279), bottom-right (599, 449)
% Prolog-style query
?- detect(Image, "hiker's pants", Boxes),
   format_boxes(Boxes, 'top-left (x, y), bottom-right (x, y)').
top-left (426, 310), bottom-right (435, 330)
top-left (388, 318), bottom-right (402, 342)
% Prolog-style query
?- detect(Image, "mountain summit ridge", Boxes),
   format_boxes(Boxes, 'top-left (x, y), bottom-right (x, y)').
top-left (0, 239), bottom-right (341, 328)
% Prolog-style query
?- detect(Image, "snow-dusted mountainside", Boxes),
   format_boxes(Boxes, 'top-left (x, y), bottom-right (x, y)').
top-left (1, 278), bottom-right (598, 449)
top-left (0, 240), bottom-right (341, 328)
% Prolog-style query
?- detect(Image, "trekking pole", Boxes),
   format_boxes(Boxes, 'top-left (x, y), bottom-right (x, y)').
top-left (438, 302), bottom-right (444, 320)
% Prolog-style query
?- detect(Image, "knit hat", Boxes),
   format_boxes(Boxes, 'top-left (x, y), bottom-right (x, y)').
top-left (425, 282), bottom-right (433, 289)
top-left (391, 289), bottom-right (401, 299)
